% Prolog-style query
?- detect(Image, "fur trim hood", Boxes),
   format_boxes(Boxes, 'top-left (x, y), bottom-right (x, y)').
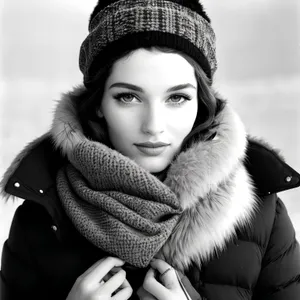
top-left (50, 86), bottom-right (258, 271)
top-left (2, 86), bottom-right (300, 271)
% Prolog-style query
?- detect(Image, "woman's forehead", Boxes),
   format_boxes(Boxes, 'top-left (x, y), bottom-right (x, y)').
top-left (106, 49), bottom-right (197, 90)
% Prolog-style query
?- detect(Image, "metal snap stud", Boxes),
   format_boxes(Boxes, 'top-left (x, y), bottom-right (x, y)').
top-left (14, 182), bottom-right (20, 188)
top-left (39, 189), bottom-right (44, 194)
top-left (51, 225), bottom-right (58, 232)
top-left (285, 176), bottom-right (292, 183)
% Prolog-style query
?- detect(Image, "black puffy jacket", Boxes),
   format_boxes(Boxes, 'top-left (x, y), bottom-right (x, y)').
top-left (1, 135), bottom-right (300, 300)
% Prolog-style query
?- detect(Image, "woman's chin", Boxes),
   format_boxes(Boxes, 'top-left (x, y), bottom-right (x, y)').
top-left (135, 157), bottom-right (170, 174)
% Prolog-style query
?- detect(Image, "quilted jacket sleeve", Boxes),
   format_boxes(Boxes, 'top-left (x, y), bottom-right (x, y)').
top-left (0, 202), bottom-right (45, 300)
top-left (253, 197), bottom-right (300, 299)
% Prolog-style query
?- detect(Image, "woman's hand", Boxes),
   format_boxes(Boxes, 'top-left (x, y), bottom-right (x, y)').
top-left (66, 256), bottom-right (133, 300)
top-left (137, 258), bottom-right (189, 300)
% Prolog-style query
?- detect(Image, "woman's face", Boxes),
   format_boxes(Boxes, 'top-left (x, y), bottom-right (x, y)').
top-left (100, 49), bottom-right (198, 173)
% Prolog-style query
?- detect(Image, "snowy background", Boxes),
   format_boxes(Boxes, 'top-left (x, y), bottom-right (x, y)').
top-left (1, 0), bottom-right (300, 265)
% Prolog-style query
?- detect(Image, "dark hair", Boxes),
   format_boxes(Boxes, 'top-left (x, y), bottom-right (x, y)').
top-left (76, 47), bottom-right (224, 151)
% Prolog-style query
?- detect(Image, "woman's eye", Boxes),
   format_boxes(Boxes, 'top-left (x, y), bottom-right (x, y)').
top-left (114, 93), bottom-right (137, 103)
top-left (168, 95), bottom-right (191, 105)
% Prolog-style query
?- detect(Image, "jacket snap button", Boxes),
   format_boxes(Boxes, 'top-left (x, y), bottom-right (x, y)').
top-left (285, 176), bottom-right (292, 183)
top-left (51, 225), bottom-right (58, 232)
top-left (14, 182), bottom-right (20, 188)
top-left (39, 189), bottom-right (44, 194)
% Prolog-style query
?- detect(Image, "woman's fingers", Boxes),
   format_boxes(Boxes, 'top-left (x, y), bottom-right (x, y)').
top-left (66, 257), bottom-right (129, 300)
top-left (102, 266), bottom-right (123, 282)
top-left (99, 269), bottom-right (127, 294)
top-left (80, 257), bottom-right (125, 285)
top-left (150, 259), bottom-right (178, 290)
top-left (111, 282), bottom-right (133, 300)
top-left (99, 270), bottom-right (133, 300)
top-left (150, 258), bottom-right (173, 276)
top-left (120, 278), bottom-right (131, 290)
top-left (143, 268), bottom-right (169, 300)
top-left (141, 259), bottom-right (191, 300)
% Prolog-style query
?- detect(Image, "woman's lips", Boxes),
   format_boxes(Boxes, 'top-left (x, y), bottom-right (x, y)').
top-left (135, 142), bottom-right (170, 147)
top-left (135, 145), bottom-right (169, 156)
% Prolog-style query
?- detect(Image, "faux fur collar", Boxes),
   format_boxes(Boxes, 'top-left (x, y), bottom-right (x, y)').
top-left (49, 86), bottom-right (258, 271)
top-left (160, 100), bottom-right (258, 270)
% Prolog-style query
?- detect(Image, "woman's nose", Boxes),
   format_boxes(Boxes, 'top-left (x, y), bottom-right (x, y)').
top-left (141, 105), bottom-right (165, 135)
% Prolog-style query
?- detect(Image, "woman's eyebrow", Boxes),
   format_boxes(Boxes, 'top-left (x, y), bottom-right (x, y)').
top-left (166, 83), bottom-right (196, 92)
top-left (109, 82), bottom-right (196, 92)
top-left (109, 82), bottom-right (144, 92)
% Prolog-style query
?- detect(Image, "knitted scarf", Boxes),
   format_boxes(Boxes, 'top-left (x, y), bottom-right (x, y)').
top-left (56, 141), bottom-right (182, 268)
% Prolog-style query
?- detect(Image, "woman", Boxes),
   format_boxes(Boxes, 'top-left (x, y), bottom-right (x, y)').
top-left (1, 0), bottom-right (300, 299)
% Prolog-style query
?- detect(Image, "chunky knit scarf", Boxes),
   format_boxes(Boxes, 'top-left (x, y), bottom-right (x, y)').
top-left (56, 141), bottom-right (182, 268)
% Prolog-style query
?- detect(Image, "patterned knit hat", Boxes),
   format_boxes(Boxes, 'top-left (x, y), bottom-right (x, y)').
top-left (79, 0), bottom-right (217, 88)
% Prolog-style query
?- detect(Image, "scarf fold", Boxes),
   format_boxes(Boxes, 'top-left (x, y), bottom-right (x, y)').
top-left (56, 141), bottom-right (182, 268)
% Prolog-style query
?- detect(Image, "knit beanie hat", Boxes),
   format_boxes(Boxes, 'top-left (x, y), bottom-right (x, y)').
top-left (79, 0), bottom-right (217, 88)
